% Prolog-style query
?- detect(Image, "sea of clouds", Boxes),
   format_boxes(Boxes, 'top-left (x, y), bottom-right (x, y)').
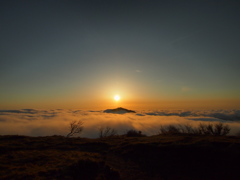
top-left (0, 109), bottom-right (240, 138)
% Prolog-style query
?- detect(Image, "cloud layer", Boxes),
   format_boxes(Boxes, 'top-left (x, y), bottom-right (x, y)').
top-left (0, 109), bottom-right (240, 138)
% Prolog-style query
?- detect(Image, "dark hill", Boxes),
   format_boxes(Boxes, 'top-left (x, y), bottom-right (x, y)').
top-left (103, 107), bottom-right (136, 114)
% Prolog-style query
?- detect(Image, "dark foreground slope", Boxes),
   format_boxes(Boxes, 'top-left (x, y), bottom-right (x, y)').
top-left (0, 135), bottom-right (240, 180)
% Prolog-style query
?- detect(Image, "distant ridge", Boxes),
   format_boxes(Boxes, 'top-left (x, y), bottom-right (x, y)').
top-left (103, 107), bottom-right (136, 114)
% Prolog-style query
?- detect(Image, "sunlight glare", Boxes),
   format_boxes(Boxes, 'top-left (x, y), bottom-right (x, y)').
top-left (114, 95), bottom-right (120, 101)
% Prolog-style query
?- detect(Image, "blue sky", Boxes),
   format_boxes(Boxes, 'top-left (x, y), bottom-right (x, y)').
top-left (0, 0), bottom-right (240, 109)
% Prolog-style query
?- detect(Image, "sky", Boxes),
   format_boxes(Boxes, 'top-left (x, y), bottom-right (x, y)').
top-left (0, 0), bottom-right (240, 110)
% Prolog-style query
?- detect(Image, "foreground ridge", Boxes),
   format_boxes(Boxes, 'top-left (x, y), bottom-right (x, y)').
top-left (1, 135), bottom-right (240, 179)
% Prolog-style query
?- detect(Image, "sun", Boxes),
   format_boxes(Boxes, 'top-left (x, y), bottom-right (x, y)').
top-left (114, 95), bottom-right (120, 101)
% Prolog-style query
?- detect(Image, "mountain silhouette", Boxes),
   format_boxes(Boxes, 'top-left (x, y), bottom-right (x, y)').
top-left (103, 107), bottom-right (136, 114)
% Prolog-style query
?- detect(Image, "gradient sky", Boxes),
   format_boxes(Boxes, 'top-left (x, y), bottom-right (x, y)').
top-left (0, 0), bottom-right (240, 109)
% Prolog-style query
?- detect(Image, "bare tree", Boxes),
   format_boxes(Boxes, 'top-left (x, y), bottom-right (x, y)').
top-left (214, 122), bottom-right (230, 136)
top-left (159, 125), bottom-right (181, 135)
top-left (158, 122), bottom-right (231, 136)
top-left (182, 124), bottom-right (195, 134)
top-left (98, 126), bottom-right (117, 138)
top-left (66, 120), bottom-right (84, 137)
top-left (197, 123), bottom-right (230, 136)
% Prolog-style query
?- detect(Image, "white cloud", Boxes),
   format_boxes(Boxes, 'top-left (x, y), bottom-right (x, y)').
top-left (0, 109), bottom-right (240, 137)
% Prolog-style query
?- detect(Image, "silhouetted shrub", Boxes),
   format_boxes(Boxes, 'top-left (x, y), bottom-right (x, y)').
top-left (98, 127), bottom-right (118, 138)
top-left (178, 124), bottom-right (197, 134)
top-left (159, 122), bottom-right (230, 136)
top-left (159, 125), bottom-right (181, 135)
top-left (66, 120), bottom-right (84, 137)
top-left (126, 129), bottom-right (146, 137)
top-left (197, 122), bottom-right (230, 136)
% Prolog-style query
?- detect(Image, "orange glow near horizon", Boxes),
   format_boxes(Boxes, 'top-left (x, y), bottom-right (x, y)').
top-left (0, 93), bottom-right (240, 110)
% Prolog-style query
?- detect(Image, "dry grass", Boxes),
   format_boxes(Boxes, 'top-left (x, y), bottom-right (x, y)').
top-left (1, 135), bottom-right (240, 179)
